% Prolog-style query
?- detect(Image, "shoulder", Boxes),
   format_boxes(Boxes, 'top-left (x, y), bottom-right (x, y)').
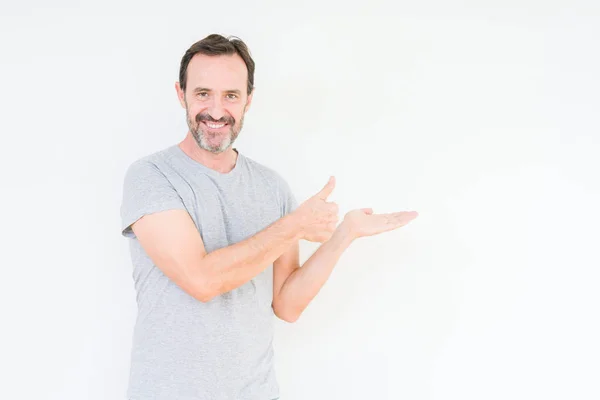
top-left (122, 146), bottom-right (177, 183)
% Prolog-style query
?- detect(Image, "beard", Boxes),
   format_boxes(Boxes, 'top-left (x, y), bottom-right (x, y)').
top-left (186, 107), bottom-right (245, 154)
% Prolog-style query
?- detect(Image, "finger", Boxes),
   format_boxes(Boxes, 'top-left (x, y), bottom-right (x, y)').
top-left (398, 211), bottom-right (419, 221)
top-left (316, 232), bottom-right (332, 243)
top-left (361, 208), bottom-right (374, 215)
top-left (316, 176), bottom-right (336, 200)
top-left (378, 211), bottom-right (417, 219)
top-left (328, 202), bottom-right (339, 214)
top-left (325, 213), bottom-right (338, 222)
top-left (362, 212), bottom-right (415, 235)
top-left (388, 211), bottom-right (418, 227)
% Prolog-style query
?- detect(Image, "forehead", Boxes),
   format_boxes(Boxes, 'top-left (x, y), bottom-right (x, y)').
top-left (185, 53), bottom-right (248, 91)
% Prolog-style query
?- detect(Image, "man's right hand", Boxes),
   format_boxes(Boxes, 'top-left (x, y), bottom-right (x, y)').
top-left (293, 176), bottom-right (339, 243)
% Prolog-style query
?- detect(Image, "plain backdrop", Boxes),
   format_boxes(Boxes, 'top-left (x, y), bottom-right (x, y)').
top-left (1, 1), bottom-right (599, 399)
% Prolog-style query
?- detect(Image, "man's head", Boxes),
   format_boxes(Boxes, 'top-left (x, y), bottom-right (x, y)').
top-left (176, 34), bottom-right (255, 154)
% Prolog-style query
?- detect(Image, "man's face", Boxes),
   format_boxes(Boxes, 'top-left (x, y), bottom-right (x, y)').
top-left (177, 53), bottom-right (252, 154)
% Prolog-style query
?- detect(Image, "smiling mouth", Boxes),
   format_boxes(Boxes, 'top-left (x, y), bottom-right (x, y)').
top-left (202, 121), bottom-right (228, 130)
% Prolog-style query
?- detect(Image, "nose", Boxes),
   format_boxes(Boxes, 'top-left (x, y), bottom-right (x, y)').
top-left (206, 96), bottom-right (225, 121)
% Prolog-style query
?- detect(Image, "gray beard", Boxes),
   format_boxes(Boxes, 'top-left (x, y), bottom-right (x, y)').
top-left (187, 111), bottom-right (245, 154)
top-left (193, 127), bottom-right (235, 154)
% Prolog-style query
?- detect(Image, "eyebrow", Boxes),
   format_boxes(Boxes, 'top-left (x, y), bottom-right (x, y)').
top-left (192, 87), bottom-right (242, 95)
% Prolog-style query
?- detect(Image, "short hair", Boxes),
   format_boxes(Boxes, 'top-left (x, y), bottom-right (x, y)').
top-left (179, 34), bottom-right (255, 95)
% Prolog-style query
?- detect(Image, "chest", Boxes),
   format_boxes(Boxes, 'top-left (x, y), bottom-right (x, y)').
top-left (175, 175), bottom-right (283, 252)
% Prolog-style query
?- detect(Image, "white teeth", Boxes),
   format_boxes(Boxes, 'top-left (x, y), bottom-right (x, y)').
top-left (205, 122), bottom-right (226, 129)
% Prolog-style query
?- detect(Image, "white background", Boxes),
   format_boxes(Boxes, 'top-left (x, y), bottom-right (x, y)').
top-left (1, 1), bottom-right (599, 399)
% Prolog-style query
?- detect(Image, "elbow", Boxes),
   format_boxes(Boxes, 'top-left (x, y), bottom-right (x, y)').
top-left (280, 314), bottom-right (300, 323)
top-left (189, 284), bottom-right (215, 303)
top-left (274, 305), bottom-right (302, 323)
top-left (194, 291), bottom-right (215, 303)
top-left (190, 272), bottom-right (221, 303)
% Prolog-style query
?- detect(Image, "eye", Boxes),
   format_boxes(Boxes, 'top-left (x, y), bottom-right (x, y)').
top-left (226, 93), bottom-right (239, 100)
top-left (197, 91), bottom-right (209, 98)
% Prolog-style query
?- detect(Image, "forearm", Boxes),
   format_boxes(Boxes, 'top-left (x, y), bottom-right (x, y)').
top-left (200, 213), bottom-right (303, 299)
top-left (277, 222), bottom-right (355, 319)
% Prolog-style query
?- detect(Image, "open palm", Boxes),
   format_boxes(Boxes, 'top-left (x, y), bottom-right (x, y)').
top-left (343, 208), bottom-right (419, 238)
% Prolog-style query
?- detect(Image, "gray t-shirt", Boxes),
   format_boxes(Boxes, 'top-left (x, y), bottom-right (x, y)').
top-left (120, 144), bottom-right (297, 400)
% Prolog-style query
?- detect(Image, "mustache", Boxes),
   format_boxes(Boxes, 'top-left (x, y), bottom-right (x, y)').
top-left (196, 112), bottom-right (235, 125)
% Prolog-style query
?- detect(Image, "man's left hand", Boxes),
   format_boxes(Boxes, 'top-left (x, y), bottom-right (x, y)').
top-left (341, 208), bottom-right (419, 240)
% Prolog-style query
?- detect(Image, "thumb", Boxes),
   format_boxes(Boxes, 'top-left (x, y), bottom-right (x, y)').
top-left (317, 176), bottom-right (336, 200)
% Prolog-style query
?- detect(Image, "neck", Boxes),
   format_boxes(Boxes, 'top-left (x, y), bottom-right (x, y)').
top-left (178, 132), bottom-right (238, 173)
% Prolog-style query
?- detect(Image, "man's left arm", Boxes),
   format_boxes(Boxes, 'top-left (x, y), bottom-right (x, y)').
top-left (272, 208), bottom-right (419, 322)
top-left (272, 222), bottom-right (355, 323)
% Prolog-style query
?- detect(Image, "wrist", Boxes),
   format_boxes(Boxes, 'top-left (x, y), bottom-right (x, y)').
top-left (334, 220), bottom-right (357, 245)
top-left (285, 210), bottom-right (307, 241)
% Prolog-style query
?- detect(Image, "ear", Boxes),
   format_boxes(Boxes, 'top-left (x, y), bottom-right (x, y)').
top-left (175, 82), bottom-right (186, 108)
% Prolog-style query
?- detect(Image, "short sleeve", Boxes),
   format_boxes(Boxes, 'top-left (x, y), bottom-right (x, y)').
top-left (277, 175), bottom-right (298, 217)
top-left (120, 160), bottom-right (186, 238)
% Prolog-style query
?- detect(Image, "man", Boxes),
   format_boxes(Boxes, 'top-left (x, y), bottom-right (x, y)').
top-left (120, 34), bottom-right (418, 400)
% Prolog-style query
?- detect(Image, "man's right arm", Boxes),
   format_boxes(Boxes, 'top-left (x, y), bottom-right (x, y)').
top-left (130, 177), bottom-right (338, 302)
